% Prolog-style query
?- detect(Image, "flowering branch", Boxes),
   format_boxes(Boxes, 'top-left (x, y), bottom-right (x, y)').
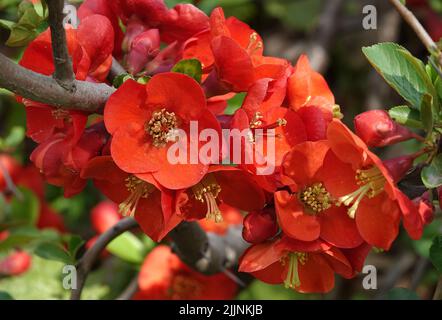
top-left (0, 52), bottom-right (115, 112)
top-left (47, 0), bottom-right (76, 91)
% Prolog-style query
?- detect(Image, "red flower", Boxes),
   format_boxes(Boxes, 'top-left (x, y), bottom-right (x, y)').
top-left (30, 122), bottom-right (108, 197)
top-left (184, 7), bottom-right (288, 93)
top-left (287, 55), bottom-right (337, 118)
top-left (81, 156), bottom-right (181, 241)
top-left (104, 73), bottom-right (221, 190)
top-left (243, 207), bottom-right (279, 244)
top-left (354, 110), bottom-right (420, 147)
top-left (90, 201), bottom-right (122, 234)
top-left (275, 140), bottom-right (363, 249)
top-left (239, 236), bottom-right (353, 293)
top-left (176, 166), bottom-right (265, 223)
top-left (134, 245), bottom-right (237, 300)
top-left (320, 120), bottom-right (423, 249)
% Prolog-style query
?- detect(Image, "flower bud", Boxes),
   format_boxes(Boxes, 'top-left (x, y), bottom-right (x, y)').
top-left (0, 251), bottom-right (31, 276)
top-left (354, 110), bottom-right (419, 147)
top-left (126, 29), bottom-right (160, 74)
top-left (91, 201), bottom-right (121, 234)
top-left (414, 192), bottom-right (434, 225)
top-left (383, 155), bottom-right (415, 183)
top-left (242, 208), bottom-right (278, 244)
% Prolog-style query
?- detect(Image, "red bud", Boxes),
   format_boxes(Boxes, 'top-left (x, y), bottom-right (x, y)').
top-left (383, 155), bottom-right (415, 183)
top-left (242, 208), bottom-right (278, 244)
top-left (127, 29), bottom-right (160, 74)
top-left (0, 251), bottom-right (31, 276)
top-left (414, 192), bottom-right (434, 225)
top-left (354, 110), bottom-right (419, 147)
top-left (91, 201), bottom-right (121, 234)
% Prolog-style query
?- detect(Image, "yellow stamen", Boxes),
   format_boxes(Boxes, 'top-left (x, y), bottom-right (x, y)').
top-left (246, 32), bottom-right (263, 55)
top-left (145, 108), bottom-right (178, 147)
top-left (282, 252), bottom-right (308, 289)
top-left (192, 175), bottom-right (222, 223)
top-left (332, 104), bottom-right (344, 119)
top-left (299, 182), bottom-right (331, 214)
top-left (119, 176), bottom-right (154, 217)
top-left (336, 166), bottom-right (386, 218)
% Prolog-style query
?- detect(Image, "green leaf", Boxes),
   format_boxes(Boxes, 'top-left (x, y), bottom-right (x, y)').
top-left (430, 235), bottom-right (442, 273)
top-left (171, 59), bottom-right (202, 83)
top-left (106, 232), bottom-right (145, 264)
top-left (0, 291), bottom-right (14, 300)
top-left (0, 126), bottom-right (25, 150)
top-left (6, 25), bottom-right (37, 47)
top-left (112, 73), bottom-right (134, 88)
top-left (385, 288), bottom-right (420, 300)
top-left (389, 105), bottom-right (423, 129)
top-left (63, 234), bottom-right (84, 260)
top-left (0, 227), bottom-right (59, 252)
top-left (34, 242), bottom-right (73, 264)
top-left (362, 43), bottom-right (436, 109)
top-left (10, 187), bottom-right (40, 226)
top-left (421, 154), bottom-right (442, 188)
top-left (225, 92), bottom-right (246, 115)
top-left (420, 93), bottom-right (434, 136)
top-left (0, 19), bottom-right (15, 30)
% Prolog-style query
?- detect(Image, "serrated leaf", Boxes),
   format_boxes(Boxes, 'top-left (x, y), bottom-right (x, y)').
top-left (106, 232), bottom-right (145, 264)
top-left (362, 43), bottom-right (436, 109)
top-left (171, 59), bottom-right (202, 83)
top-left (430, 235), bottom-right (442, 273)
top-left (421, 154), bottom-right (442, 188)
top-left (63, 234), bottom-right (84, 260)
top-left (389, 105), bottom-right (423, 129)
top-left (34, 242), bottom-right (73, 264)
top-left (10, 187), bottom-right (40, 226)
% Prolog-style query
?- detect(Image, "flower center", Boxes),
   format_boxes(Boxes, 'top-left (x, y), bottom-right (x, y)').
top-left (119, 175), bottom-right (154, 217)
top-left (337, 166), bottom-right (385, 218)
top-left (145, 108), bottom-right (178, 148)
top-left (248, 112), bottom-right (287, 143)
top-left (192, 174), bottom-right (223, 223)
top-left (281, 252), bottom-right (308, 289)
top-left (52, 108), bottom-right (71, 121)
top-left (169, 274), bottom-right (202, 300)
top-left (299, 182), bottom-right (331, 214)
top-left (246, 32), bottom-right (263, 55)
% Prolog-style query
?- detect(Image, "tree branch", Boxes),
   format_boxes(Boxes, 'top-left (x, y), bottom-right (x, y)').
top-left (0, 53), bottom-right (115, 112)
top-left (47, 0), bottom-right (75, 91)
top-left (70, 217), bottom-right (139, 300)
top-left (389, 0), bottom-right (442, 66)
top-left (108, 57), bottom-right (126, 82)
top-left (169, 222), bottom-right (249, 275)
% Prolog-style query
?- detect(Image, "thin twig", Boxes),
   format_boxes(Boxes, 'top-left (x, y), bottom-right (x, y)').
top-left (116, 273), bottom-right (139, 300)
top-left (388, 0), bottom-right (442, 66)
top-left (47, 0), bottom-right (76, 91)
top-left (0, 53), bottom-right (115, 112)
top-left (70, 217), bottom-right (139, 300)
top-left (0, 161), bottom-right (22, 200)
top-left (108, 57), bottom-right (126, 82)
top-left (433, 277), bottom-right (442, 300)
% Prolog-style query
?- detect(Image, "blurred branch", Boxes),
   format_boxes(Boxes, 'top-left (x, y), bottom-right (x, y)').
top-left (47, 0), bottom-right (75, 91)
top-left (389, 0), bottom-right (442, 66)
top-left (0, 53), bottom-right (115, 112)
top-left (307, 0), bottom-right (344, 72)
top-left (71, 217), bottom-right (139, 300)
top-left (0, 161), bottom-right (22, 200)
top-left (116, 273), bottom-right (139, 300)
top-left (169, 222), bottom-right (249, 275)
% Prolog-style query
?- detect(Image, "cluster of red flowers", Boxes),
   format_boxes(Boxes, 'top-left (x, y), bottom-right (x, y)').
top-left (17, 0), bottom-right (435, 293)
